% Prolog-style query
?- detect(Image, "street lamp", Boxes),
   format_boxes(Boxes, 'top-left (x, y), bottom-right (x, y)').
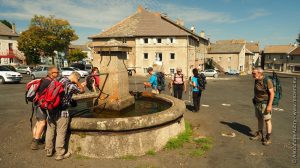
top-left (273, 58), bottom-right (276, 70)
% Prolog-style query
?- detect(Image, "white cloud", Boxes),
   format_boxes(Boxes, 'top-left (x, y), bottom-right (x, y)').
top-left (0, 0), bottom-right (271, 44)
top-left (160, 4), bottom-right (270, 24)
top-left (0, 0), bottom-right (153, 29)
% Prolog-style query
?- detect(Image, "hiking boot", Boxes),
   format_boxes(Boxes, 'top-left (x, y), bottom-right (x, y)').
top-left (31, 139), bottom-right (39, 150)
top-left (262, 139), bottom-right (272, 146)
top-left (46, 149), bottom-right (53, 157)
top-left (55, 152), bottom-right (71, 161)
top-left (249, 131), bottom-right (264, 141)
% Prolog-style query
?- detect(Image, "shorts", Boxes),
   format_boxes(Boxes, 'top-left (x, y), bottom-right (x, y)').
top-left (254, 103), bottom-right (272, 120)
top-left (34, 106), bottom-right (47, 121)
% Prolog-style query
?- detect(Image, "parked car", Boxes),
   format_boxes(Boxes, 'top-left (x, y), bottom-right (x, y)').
top-left (225, 69), bottom-right (240, 75)
top-left (85, 64), bottom-right (93, 74)
top-left (71, 63), bottom-right (93, 74)
top-left (31, 65), bottom-right (64, 79)
top-left (0, 65), bottom-right (17, 72)
top-left (0, 65), bottom-right (22, 84)
top-left (61, 67), bottom-right (89, 78)
top-left (200, 69), bottom-right (218, 78)
top-left (16, 65), bottom-right (33, 74)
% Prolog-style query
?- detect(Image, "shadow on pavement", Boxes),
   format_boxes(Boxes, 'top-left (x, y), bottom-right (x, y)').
top-left (220, 121), bottom-right (253, 136)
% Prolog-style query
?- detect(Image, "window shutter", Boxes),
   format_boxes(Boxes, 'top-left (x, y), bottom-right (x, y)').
top-left (140, 38), bottom-right (144, 44)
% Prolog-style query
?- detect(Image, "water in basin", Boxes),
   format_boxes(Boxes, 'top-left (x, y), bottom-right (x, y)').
top-left (69, 97), bottom-right (171, 118)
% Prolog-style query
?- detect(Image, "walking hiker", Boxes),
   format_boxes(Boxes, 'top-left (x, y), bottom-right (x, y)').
top-left (190, 68), bottom-right (203, 112)
top-left (250, 68), bottom-right (275, 145)
top-left (144, 67), bottom-right (159, 94)
top-left (170, 67), bottom-right (186, 99)
top-left (31, 66), bottom-right (59, 150)
top-left (45, 72), bottom-right (85, 160)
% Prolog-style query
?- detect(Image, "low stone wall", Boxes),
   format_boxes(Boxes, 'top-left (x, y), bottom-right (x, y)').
top-left (69, 117), bottom-right (185, 158)
top-left (68, 94), bottom-right (186, 158)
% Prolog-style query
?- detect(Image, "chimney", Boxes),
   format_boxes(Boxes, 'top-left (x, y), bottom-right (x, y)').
top-left (199, 31), bottom-right (205, 38)
top-left (154, 12), bottom-right (161, 17)
top-left (137, 5), bottom-right (143, 13)
top-left (12, 23), bottom-right (16, 34)
top-left (176, 19), bottom-right (184, 26)
top-left (191, 25), bottom-right (195, 33)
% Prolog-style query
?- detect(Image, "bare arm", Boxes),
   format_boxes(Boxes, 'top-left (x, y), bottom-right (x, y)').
top-left (76, 82), bottom-right (85, 93)
top-left (144, 82), bottom-right (152, 88)
top-left (267, 88), bottom-right (275, 112)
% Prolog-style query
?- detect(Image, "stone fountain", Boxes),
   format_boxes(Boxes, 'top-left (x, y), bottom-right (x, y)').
top-left (68, 39), bottom-right (186, 158)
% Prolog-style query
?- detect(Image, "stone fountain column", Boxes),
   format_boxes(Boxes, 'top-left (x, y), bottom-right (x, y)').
top-left (92, 40), bottom-right (134, 111)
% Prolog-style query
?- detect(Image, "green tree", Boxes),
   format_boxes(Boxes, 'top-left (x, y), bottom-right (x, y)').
top-left (17, 27), bottom-right (43, 65)
top-left (297, 33), bottom-right (300, 44)
top-left (18, 15), bottom-right (78, 65)
top-left (66, 49), bottom-right (87, 63)
top-left (0, 20), bottom-right (12, 29)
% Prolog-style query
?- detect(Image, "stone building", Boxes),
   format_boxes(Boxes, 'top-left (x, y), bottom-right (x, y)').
top-left (89, 6), bottom-right (209, 76)
top-left (0, 22), bottom-right (25, 65)
top-left (285, 46), bottom-right (300, 72)
top-left (207, 40), bottom-right (260, 74)
top-left (262, 45), bottom-right (297, 72)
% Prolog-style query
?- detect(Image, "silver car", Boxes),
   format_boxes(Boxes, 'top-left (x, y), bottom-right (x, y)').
top-left (16, 66), bottom-right (33, 74)
top-left (31, 66), bottom-right (61, 79)
top-left (200, 69), bottom-right (218, 78)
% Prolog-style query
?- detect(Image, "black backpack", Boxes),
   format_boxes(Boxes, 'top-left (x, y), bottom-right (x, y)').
top-left (156, 72), bottom-right (165, 91)
top-left (197, 73), bottom-right (207, 90)
top-left (86, 75), bottom-right (95, 91)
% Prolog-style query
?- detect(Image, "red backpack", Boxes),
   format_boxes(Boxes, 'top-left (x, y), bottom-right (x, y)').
top-left (35, 79), bottom-right (64, 110)
top-left (25, 79), bottom-right (41, 103)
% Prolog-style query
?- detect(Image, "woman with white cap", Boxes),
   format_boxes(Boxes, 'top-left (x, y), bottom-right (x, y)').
top-left (170, 67), bottom-right (186, 99)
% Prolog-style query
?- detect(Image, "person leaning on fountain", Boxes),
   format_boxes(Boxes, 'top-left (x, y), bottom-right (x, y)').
top-left (45, 72), bottom-right (85, 161)
top-left (144, 67), bottom-right (159, 94)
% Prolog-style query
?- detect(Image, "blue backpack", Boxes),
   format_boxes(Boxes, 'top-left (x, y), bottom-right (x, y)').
top-left (263, 72), bottom-right (282, 105)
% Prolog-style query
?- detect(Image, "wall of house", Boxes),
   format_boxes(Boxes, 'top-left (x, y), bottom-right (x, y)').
top-left (207, 53), bottom-right (239, 72)
top-left (92, 36), bottom-right (208, 77)
top-left (264, 53), bottom-right (300, 72)
top-left (238, 46), bottom-right (246, 72)
top-left (135, 36), bottom-right (189, 76)
top-left (0, 36), bottom-right (21, 65)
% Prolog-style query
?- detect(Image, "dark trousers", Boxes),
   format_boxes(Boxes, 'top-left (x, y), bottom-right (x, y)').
top-left (192, 91), bottom-right (202, 111)
top-left (173, 84), bottom-right (184, 99)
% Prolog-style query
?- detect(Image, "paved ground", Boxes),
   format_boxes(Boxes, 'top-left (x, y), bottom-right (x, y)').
top-left (0, 74), bottom-right (299, 168)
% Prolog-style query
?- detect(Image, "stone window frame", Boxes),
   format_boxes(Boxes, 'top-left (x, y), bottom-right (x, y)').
top-left (170, 68), bottom-right (175, 74)
top-left (143, 68), bottom-right (148, 73)
top-left (157, 38), bottom-right (162, 44)
top-left (143, 38), bottom-right (148, 44)
top-left (155, 52), bottom-right (163, 62)
top-left (228, 57), bottom-right (231, 62)
top-left (144, 53), bottom-right (149, 60)
top-left (170, 53), bottom-right (175, 60)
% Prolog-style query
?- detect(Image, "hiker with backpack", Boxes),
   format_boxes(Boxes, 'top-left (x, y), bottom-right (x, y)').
top-left (190, 68), bottom-right (206, 112)
top-left (144, 67), bottom-right (159, 94)
top-left (45, 71), bottom-right (85, 160)
top-left (170, 67), bottom-right (186, 99)
top-left (86, 67), bottom-right (100, 92)
top-left (30, 66), bottom-right (60, 150)
top-left (250, 67), bottom-right (278, 146)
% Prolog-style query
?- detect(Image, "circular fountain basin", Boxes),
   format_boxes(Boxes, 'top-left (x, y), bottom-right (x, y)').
top-left (68, 93), bottom-right (186, 158)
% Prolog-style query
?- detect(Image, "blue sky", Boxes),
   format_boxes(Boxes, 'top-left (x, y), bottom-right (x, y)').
top-left (0, 0), bottom-right (299, 48)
